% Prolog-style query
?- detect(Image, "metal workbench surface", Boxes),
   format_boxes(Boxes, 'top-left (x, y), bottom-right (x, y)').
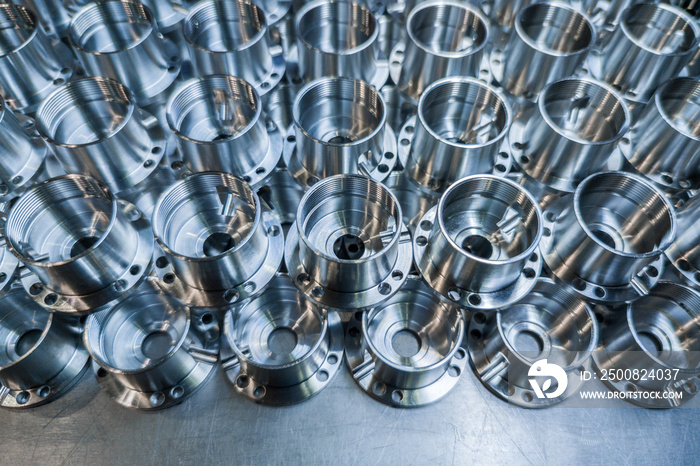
top-left (1, 360), bottom-right (697, 465)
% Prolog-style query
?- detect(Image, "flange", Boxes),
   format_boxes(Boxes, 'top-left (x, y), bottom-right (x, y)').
top-left (345, 276), bottom-right (467, 408)
top-left (413, 175), bottom-right (544, 310)
top-left (593, 281), bottom-right (700, 408)
top-left (468, 277), bottom-right (598, 408)
top-left (152, 172), bottom-right (283, 308)
top-left (85, 279), bottom-right (220, 410)
top-left (0, 287), bottom-right (90, 409)
top-left (285, 174), bottom-right (413, 311)
top-left (666, 194), bottom-right (700, 288)
top-left (541, 171), bottom-right (676, 304)
top-left (221, 274), bottom-right (343, 405)
top-left (5, 175), bottom-right (154, 315)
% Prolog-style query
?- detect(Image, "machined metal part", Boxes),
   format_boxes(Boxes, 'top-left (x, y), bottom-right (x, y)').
top-left (578, 0), bottom-right (647, 35)
top-left (294, 0), bottom-right (387, 86)
top-left (414, 175), bottom-right (544, 310)
top-left (17, 0), bottom-right (71, 38)
top-left (390, 0), bottom-right (490, 102)
top-left (151, 172), bottom-right (283, 308)
top-left (285, 174), bottom-right (413, 311)
top-left (398, 77), bottom-right (513, 194)
top-left (183, 0), bottom-right (284, 95)
top-left (68, 1), bottom-right (182, 116)
top-left (166, 75), bottom-right (283, 188)
top-left (0, 287), bottom-right (90, 408)
top-left (468, 277), bottom-right (598, 408)
top-left (380, 83), bottom-right (415, 133)
top-left (35, 77), bottom-right (167, 197)
top-left (85, 278), bottom-right (220, 410)
top-left (665, 194), bottom-right (700, 287)
top-left (5, 175), bottom-right (154, 315)
top-left (0, 96), bottom-right (50, 200)
top-left (490, 3), bottom-right (595, 100)
top-left (624, 77), bottom-right (700, 191)
top-left (509, 77), bottom-right (631, 192)
top-left (0, 4), bottom-right (74, 113)
top-left (256, 168), bottom-right (305, 233)
top-left (385, 171), bottom-right (439, 235)
top-left (588, 3), bottom-right (700, 103)
top-left (284, 77), bottom-right (397, 188)
top-left (593, 281), bottom-right (700, 408)
top-left (345, 276), bottom-right (467, 408)
top-left (481, 0), bottom-right (534, 33)
top-left (0, 243), bottom-right (19, 297)
top-left (541, 171), bottom-right (675, 303)
top-left (262, 79), bottom-right (300, 137)
top-left (221, 274), bottom-right (343, 405)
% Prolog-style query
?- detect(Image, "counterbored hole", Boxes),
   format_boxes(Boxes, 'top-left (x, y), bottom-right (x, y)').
top-left (16, 329), bottom-right (42, 356)
top-left (70, 236), bottom-right (99, 258)
top-left (592, 229), bottom-right (616, 249)
top-left (461, 235), bottom-right (493, 258)
top-left (203, 232), bottom-right (235, 257)
top-left (142, 331), bottom-right (173, 359)
top-left (391, 329), bottom-right (421, 357)
top-left (637, 331), bottom-right (663, 358)
top-left (333, 234), bottom-right (365, 260)
top-left (514, 330), bottom-right (544, 357)
top-left (267, 327), bottom-right (297, 355)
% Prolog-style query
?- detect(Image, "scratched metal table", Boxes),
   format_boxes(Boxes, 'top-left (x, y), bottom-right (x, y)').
top-left (1, 360), bottom-right (697, 465)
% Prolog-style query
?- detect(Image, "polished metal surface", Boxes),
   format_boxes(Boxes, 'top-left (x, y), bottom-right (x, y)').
top-left (17, 0), bottom-right (71, 38)
top-left (385, 170), bottom-right (439, 234)
top-left (221, 274), bottom-right (343, 405)
top-left (666, 194), bottom-right (700, 287)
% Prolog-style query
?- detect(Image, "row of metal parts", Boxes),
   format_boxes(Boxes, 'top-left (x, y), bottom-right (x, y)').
top-left (0, 0), bottom-right (698, 411)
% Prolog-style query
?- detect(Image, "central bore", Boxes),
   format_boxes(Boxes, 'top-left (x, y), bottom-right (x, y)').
top-left (142, 331), bottom-right (173, 359)
top-left (15, 329), bottom-right (42, 356)
top-left (203, 232), bottom-right (235, 257)
top-left (267, 327), bottom-right (298, 355)
top-left (328, 135), bottom-right (354, 144)
top-left (592, 229), bottom-right (616, 249)
top-left (70, 236), bottom-right (99, 258)
top-left (461, 235), bottom-right (493, 259)
top-left (637, 331), bottom-right (663, 358)
top-left (392, 329), bottom-right (421, 357)
top-left (515, 330), bottom-right (544, 356)
top-left (333, 234), bottom-right (366, 260)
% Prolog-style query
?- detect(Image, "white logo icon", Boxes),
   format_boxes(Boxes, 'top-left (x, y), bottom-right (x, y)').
top-left (528, 359), bottom-right (568, 399)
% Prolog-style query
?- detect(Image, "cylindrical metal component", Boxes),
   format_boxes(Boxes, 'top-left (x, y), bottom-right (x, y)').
top-left (345, 277), bottom-right (467, 408)
top-left (68, 1), bottom-right (181, 106)
top-left (35, 77), bottom-right (166, 195)
top-left (5, 175), bottom-right (154, 314)
top-left (400, 77), bottom-right (512, 193)
top-left (17, 0), bottom-right (71, 38)
top-left (580, 0), bottom-right (647, 33)
top-left (484, 0), bottom-right (534, 31)
top-left (541, 171), bottom-right (675, 303)
top-left (183, 0), bottom-right (284, 94)
top-left (414, 175), bottom-right (544, 310)
top-left (85, 279), bottom-right (220, 410)
top-left (0, 287), bottom-right (89, 408)
top-left (262, 79), bottom-right (300, 137)
top-left (221, 274), bottom-right (343, 405)
top-left (151, 172), bottom-right (283, 308)
top-left (385, 171), bottom-right (439, 235)
top-left (0, 96), bottom-right (50, 199)
top-left (593, 281), bottom-right (700, 408)
top-left (295, 0), bottom-right (387, 85)
top-left (256, 168), bottom-right (305, 232)
top-left (625, 77), bottom-right (700, 190)
top-left (589, 3), bottom-right (699, 102)
top-left (285, 175), bottom-right (413, 311)
top-left (0, 4), bottom-right (73, 113)
top-left (468, 278), bottom-right (598, 408)
top-left (395, 0), bottom-right (489, 101)
top-left (511, 78), bottom-right (630, 192)
top-left (166, 75), bottom-right (283, 187)
top-left (286, 77), bottom-right (397, 187)
top-left (493, 3), bottom-right (595, 99)
top-left (665, 194), bottom-right (700, 287)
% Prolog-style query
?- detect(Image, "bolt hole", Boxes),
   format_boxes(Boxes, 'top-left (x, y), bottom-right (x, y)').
top-left (156, 256), bottom-right (168, 268)
top-left (130, 265), bottom-right (140, 275)
top-left (378, 283), bottom-right (391, 295)
top-left (317, 370), bottom-right (329, 382)
top-left (468, 294), bottom-right (481, 306)
top-left (16, 391), bottom-right (29, 404)
top-left (163, 273), bottom-right (176, 284)
top-left (391, 270), bottom-right (403, 281)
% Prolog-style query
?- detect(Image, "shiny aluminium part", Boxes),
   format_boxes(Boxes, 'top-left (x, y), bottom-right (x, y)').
top-left (665, 194), bottom-right (700, 288)
top-left (0, 287), bottom-right (90, 408)
top-left (166, 75), bottom-right (283, 188)
top-left (183, 0), bottom-right (284, 95)
top-left (385, 171), bottom-right (439, 235)
top-left (0, 242), bottom-right (19, 297)
top-left (151, 172), bottom-right (283, 308)
top-left (398, 77), bottom-right (513, 194)
top-left (414, 175), bottom-right (544, 310)
top-left (4, 175), bottom-right (154, 315)
top-left (34, 77), bottom-right (167, 201)
top-left (284, 77), bottom-right (397, 188)
top-left (256, 168), bottom-right (305, 235)
top-left (480, 0), bottom-right (534, 33)
top-left (17, 0), bottom-right (72, 38)
top-left (490, 3), bottom-right (595, 100)
top-left (85, 279), bottom-right (220, 410)
top-left (390, 0), bottom-right (490, 102)
top-left (509, 77), bottom-right (631, 193)
top-left (285, 174), bottom-right (413, 311)
top-left (66, 0), bottom-right (187, 34)
top-left (579, 0), bottom-right (647, 35)
top-left (468, 278), bottom-right (598, 408)
top-left (294, 0), bottom-right (387, 86)
top-left (587, 3), bottom-right (699, 103)
top-left (262, 78), bottom-right (300, 138)
top-left (345, 277), bottom-right (467, 408)
top-left (68, 1), bottom-right (182, 114)
top-left (593, 281), bottom-right (700, 408)
top-left (0, 4), bottom-right (73, 113)
top-left (541, 171), bottom-right (675, 303)
top-left (624, 77), bottom-right (700, 191)
top-left (221, 274), bottom-right (343, 405)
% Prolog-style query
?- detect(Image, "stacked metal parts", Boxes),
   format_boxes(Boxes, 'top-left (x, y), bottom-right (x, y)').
top-left (0, 0), bottom-right (698, 412)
